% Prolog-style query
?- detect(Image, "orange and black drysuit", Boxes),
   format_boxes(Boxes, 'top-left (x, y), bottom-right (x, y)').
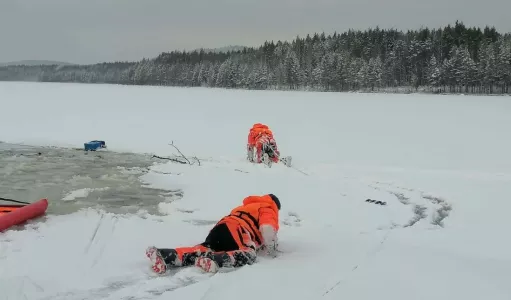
top-left (155, 194), bottom-right (280, 270)
top-left (247, 123), bottom-right (280, 164)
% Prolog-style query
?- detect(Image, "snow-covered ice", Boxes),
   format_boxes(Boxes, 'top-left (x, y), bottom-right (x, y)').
top-left (0, 82), bottom-right (510, 300)
top-left (61, 187), bottom-right (111, 201)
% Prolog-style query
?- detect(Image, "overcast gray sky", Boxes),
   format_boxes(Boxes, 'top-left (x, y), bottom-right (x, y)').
top-left (1, 0), bottom-right (510, 65)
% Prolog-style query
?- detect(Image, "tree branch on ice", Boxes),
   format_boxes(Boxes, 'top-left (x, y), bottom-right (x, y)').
top-left (152, 154), bottom-right (188, 165)
top-left (167, 141), bottom-right (201, 166)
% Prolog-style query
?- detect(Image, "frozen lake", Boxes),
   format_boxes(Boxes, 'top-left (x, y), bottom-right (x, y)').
top-left (0, 82), bottom-right (510, 300)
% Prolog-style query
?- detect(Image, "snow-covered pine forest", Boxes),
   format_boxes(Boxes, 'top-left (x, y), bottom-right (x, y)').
top-left (1, 21), bottom-right (510, 94)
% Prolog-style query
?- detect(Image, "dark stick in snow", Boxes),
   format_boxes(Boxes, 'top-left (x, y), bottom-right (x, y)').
top-left (168, 141), bottom-right (201, 166)
top-left (168, 141), bottom-right (191, 164)
top-left (152, 155), bottom-right (187, 164)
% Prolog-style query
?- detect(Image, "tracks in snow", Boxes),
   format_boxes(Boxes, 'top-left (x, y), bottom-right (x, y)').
top-left (41, 267), bottom-right (215, 300)
top-left (370, 181), bottom-right (453, 229)
top-left (282, 211), bottom-right (302, 227)
top-left (84, 213), bottom-right (118, 269)
top-left (421, 194), bottom-right (453, 227)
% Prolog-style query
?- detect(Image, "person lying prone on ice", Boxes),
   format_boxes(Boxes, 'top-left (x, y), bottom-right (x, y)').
top-left (146, 194), bottom-right (281, 273)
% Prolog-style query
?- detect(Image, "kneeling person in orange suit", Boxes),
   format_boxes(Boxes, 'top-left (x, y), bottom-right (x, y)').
top-left (247, 123), bottom-right (280, 164)
top-left (146, 194), bottom-right (281, 273)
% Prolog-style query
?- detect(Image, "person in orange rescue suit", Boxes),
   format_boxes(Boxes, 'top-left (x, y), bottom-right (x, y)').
top-left (145, 194), bottom-right (281, 274)
top-left (247, 123), bottom-right (280, 163)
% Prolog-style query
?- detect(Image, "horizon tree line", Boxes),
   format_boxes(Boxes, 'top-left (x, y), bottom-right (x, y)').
top-left (1, 20), bottom-right (510, 95)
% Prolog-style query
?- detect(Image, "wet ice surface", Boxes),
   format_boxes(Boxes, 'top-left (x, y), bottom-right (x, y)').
top-left (0, 142), bottom-right (182, 216)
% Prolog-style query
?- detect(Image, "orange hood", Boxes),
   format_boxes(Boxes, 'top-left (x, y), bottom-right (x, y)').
top-left (242, 194), bottom-right (280, 212)
top-left (251, 123), bottom-right (269, 130)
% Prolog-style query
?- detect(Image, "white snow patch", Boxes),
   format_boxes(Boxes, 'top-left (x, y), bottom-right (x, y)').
top-left (62, 187), bottom-right (111, 201)
top-left (0, 82), bottom-right (510, 300)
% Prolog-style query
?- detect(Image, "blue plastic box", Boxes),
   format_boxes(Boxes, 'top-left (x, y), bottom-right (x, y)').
top-left (84, 140), bottom-right (106, 151)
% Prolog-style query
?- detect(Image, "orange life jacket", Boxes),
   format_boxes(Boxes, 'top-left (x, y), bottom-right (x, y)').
top-left (248, 124), bottom-right (274, 145)
top-left (216, 195), bottom-right (279, 248)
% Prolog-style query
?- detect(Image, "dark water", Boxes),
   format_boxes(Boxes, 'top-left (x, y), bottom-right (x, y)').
top-left (0, 142), bottom-right (182, 216)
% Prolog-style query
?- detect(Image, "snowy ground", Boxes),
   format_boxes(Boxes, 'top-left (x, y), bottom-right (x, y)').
top-left (0, 82), bottom-right (510, 300)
